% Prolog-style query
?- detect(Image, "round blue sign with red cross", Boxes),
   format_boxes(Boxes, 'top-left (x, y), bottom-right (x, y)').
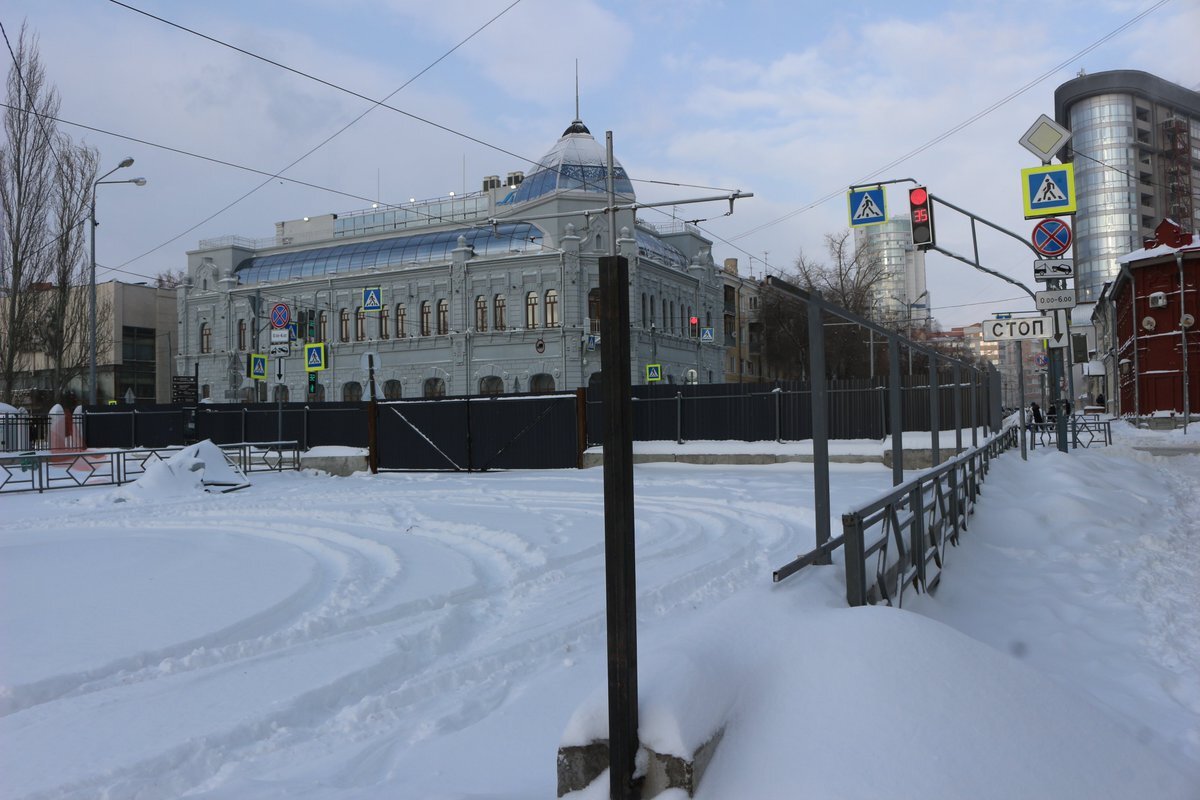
top-left (1031, 218), bottom-right (1072, 257)
top-left (270, 303), bottom-right (291, 329)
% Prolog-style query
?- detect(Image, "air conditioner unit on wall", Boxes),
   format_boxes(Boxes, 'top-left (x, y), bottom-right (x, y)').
top-left (1148, 291), bottom-right (1168, 308)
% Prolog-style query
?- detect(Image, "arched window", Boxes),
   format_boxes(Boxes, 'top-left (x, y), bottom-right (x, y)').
top-left (339, 308), bottom-right (350, 342)
top-left (530, 373), bottom-right (555, 392)
top-left (544, 289), bottom-right (559, 328)
top-left (475, 295), bottom-right (488, 331)
top-left (640, 293), bottom-right (647, 328)
top-left (383, 379), bottom-right (403, 399)
top-left (273, 384), bottom-right (289, 402)
top-left (589, 288), bottom-right (602, 333)
top-left (396, 304), bottom-right (407, 337)
top-left (355, 307), bottom-right (366, 341)
top-left (201, 384), bottom-right (211, 399)
top-left (237, 319), bottom-right (246, 351)
top-left (649, 295), bottom-right (656, 327)
top-left (423, 377), bottom-right (446, 398)
top-left (494, 294), bottom-right (507, 330)
top-left (662, 300), bottom-right (668, 332)
top-left (587, 371), bottom-right (602, 393)
top-left (200, 322), bottom-right (212, 353)
top-left (437, 298), bottom-right (449, 335)
top-left (479, 375), bottom-right (504, 395)
top-left (525, 291), bottom-right (538, 329)
top-left (319, 311), bottom-right (328, 342)
top-left (420, 301), bottom-right (431, 336)
top-left (380, 306), bottom-right (390, 339)
top-left (342, 381), bottom-right (363, 402)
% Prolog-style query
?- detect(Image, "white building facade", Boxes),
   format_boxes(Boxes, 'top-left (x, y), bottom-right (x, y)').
top-left (177, 121), bottom-right (726, 402)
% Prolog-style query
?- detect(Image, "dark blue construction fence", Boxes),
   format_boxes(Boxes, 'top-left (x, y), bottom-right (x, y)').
top-left (78, 394), bottom-right (582, 471)
top-left (584, 375), bottom-right (998, 446)
top-left (76, 374), bottom-right (998, 470)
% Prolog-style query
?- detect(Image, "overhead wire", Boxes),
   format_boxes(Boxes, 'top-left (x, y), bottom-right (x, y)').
top-left (104, 0), bottom-right (528, 270)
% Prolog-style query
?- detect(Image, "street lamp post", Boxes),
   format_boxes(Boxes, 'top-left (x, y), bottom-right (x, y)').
top-left (89, 158), bottom-right (146, 405)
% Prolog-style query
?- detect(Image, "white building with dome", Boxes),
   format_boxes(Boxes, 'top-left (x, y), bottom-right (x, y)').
top-left (178, 119), bottom-right (726, 402)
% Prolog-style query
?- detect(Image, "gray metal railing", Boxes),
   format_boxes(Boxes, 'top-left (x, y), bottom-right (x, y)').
top-left (0, 441), bottom-right (300, 494)
top-left (773, 424), bottom-right (1020, 606)
top-left (1028, 416), bottom-right (1112, 449)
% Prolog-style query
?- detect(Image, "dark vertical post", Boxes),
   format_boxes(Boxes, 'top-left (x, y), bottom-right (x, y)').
top-left (675, 391), bottom-right (683, 444)
top-left (599, 255), bottom-right (639, 800)
top-left (575, 387), bottom-right (588, 469)
top-left (929, 353), bottom-right (940, 466)
top-left (1017, 341), bottom-right (1028, 461)
top-left (808, 295), bottom-right (831, 564)
top-left (889, 333), bottom-right (902, 485)
top-left (952, 362), bottom-right (963, 454)
top-left (367, 354), bottom-right (379, 474)
top-left (964, 364), bottom-right (974, 448)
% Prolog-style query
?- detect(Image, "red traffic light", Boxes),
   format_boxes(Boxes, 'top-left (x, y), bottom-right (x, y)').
top-left (908, 186), bottom-right (935, 249)
top-left (690, 316), bottom-right (698, 325)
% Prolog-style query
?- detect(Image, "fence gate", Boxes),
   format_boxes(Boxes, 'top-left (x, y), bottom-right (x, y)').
top-left (376, 392), bottom-right (581, 471)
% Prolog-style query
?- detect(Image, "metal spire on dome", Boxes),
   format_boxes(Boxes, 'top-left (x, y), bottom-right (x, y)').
top-left (564, 60), bottom-right (590, 136)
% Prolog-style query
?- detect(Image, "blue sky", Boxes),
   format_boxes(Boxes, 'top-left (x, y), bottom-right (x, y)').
top-left (4, 0), bottom-right (1197, 327)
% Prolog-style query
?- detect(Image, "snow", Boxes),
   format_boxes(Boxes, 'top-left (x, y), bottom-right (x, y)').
top-left (1, 422), bottom-right (1198, 798)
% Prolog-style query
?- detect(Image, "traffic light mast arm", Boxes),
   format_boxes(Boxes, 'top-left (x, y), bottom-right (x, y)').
top-left (929, 193), bottom-right (1041, 258)
top-left (927, 244), bottom-right (1036, 303)
top-left (848, 178), bottom-right (919, 191)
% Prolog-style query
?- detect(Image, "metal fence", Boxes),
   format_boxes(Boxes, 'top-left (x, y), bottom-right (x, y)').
top-left (0, 441), bottom-right (301, 495)
top-left (772, 424), bottom-right (1020, 605)
top-left (1028, 416), bottom-right (1112, 449)
top-left (584, 376), bottom-right (993, 446)
top-left (0, 412), bottom-right (86, 452)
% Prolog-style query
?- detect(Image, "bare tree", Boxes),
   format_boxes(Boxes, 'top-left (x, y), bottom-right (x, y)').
top-left (759, 230), bottom-right (887, 380)
top-left (154, 269), bottom-right (188, 289)
top-left (0, 24), bottom-right (57, 404)
top-left (30, 137), bottom-right (99, 402)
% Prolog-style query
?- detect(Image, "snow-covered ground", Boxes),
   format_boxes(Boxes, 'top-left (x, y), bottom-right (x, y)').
top-left (1, 422), bottom-right (1197, 798)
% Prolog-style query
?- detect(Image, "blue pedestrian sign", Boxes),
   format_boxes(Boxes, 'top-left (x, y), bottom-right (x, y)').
top-left (248, 353), bottom-right (268, 380)
top-left (586, 334), bottom-right (599, 351)
top-left (1021, 163), bottom-right (1076, 219)
top-left (645, 364), bottom-right (662, 383)
top-left (847, 187), bottom-right (886, 227)
top-left (304, 342), bottom-right (327, 372)
top-left (700, 326), bottom-right (715, 343)
top-left (362, 287), bottom-right (382, 312)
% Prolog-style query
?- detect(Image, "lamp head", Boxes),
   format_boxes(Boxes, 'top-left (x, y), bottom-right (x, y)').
top-left (118, 157), bottom-right (134, 169)
top-left (131, 178), bottom-right (147, 186)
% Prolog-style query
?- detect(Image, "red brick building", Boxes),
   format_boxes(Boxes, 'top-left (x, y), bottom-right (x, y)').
top-left (1110, 220), bottom-right (1199, 419)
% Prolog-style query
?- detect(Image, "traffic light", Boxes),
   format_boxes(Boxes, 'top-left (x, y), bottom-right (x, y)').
top-left (908, 186), bottom-right (935, 250)
top-left (308, 372), bottom-right (317, 394)
top-left (307, 309), bottom-right (317, 340)
top-left (689, 315), bottom-right (699, 337)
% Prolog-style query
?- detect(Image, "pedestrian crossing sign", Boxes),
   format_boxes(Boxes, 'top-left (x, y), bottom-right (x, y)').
top-left (1022, 163), bottom-right (1076, 219)
top-left (362, 287), bottom-right (382, 312)
top-left (304, 342), bottom-right (327, 372)
top-left (700, 326), bottom-right (715, 343)
top-left (847, 187), bottom-right (887, 227)
top-left (248, 353), bottom-right (268, 381)
top-left (645, 364), bottom-right (662, 383)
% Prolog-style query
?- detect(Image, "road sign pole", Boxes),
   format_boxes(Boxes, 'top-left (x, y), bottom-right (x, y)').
top-left (1017, 340), bottom-right (1027, 461)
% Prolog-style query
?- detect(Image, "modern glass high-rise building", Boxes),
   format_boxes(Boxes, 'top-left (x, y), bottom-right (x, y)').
top-left (854, 216), bottom-right (930, 328)
top-left (1055, 70), bottom-right (1200, 303)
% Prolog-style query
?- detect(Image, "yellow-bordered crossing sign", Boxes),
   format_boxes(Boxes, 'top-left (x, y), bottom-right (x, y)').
top-left (304, 342), bottom-right (327, 372)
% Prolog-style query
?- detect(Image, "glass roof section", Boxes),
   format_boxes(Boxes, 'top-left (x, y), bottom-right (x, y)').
top-left (636, 229), bottom-right (689, 269)
top-left (509, 119), bottom-right (636, 206)
top-left (234, 223), bottom-right (543, 285)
